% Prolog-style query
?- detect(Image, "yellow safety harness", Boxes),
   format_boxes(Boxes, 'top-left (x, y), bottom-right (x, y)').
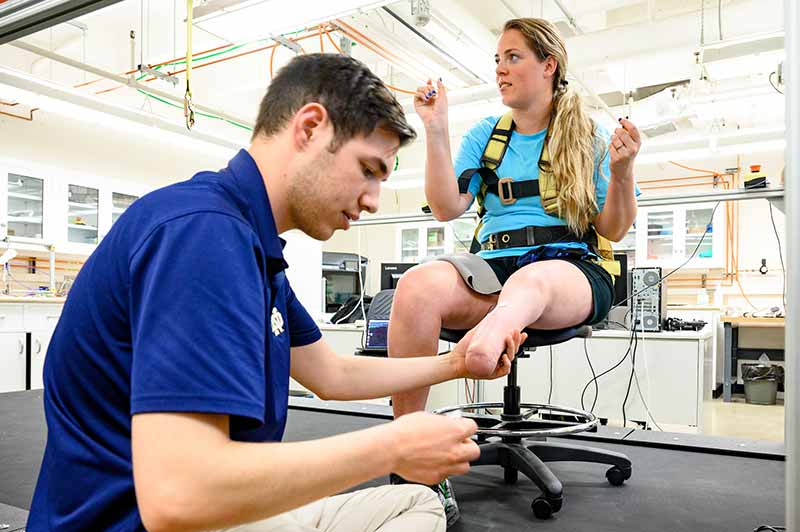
top-left (457, 112), bottom-right (619, 278)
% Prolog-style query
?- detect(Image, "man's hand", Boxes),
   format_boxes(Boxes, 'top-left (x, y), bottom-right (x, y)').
top-left (609, 118), bottom-right (641, 180)
top-left (451, 328), bottom-right (527, 380)
top-left (388, 412), bottom-right (480, 485)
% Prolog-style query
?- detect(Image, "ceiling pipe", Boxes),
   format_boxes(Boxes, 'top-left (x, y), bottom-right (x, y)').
top-left (551, 0), bottom-right (585, 35)
top-left (10, 40), bottom-right (254, 128)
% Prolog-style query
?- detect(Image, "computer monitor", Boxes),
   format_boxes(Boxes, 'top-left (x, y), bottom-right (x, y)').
top-left (364, 319), bottom-right (390, 350)
top-left (380, 262), bottom-right (417, 291)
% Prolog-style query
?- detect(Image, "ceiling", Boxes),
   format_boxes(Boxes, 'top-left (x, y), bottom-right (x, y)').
top-left (0, 0), bottom-right (787, 173)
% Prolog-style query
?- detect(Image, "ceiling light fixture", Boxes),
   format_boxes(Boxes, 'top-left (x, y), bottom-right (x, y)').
top-left (0, 66), bottom-right (242, 158)
top-left (192, 0), bottom-right (396, 43)
top-left (0, 0), bottom-right (123, 45)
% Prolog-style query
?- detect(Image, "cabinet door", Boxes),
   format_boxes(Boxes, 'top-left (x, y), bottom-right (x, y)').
top-left (30, 329), bottom-right (53, 390)
top-left (68, 184), bottom-right (100, 245)
top-left (6, 173), bottom-right (45, 241)
top-left (0, 332), bottom-right (26, 392)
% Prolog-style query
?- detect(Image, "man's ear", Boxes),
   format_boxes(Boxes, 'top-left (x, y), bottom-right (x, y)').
top-left (292, 103), bottom-right (329, 150)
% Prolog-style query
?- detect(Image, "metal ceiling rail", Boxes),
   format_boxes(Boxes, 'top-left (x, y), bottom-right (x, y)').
top-left (351, 187), bottom-right (785, 227)
top-left (9, 40), bottom-right (254, 128)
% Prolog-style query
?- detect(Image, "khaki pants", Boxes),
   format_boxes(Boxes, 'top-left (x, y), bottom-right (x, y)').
top-left (218, 484), bottom-right (445, 532)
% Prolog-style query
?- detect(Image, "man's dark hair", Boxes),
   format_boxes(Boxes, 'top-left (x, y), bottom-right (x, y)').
top-left (252, 53), bottom-right (416, 150)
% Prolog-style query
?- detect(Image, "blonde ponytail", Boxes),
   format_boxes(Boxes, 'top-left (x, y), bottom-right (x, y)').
top-left (504, 18), bottom-right (604, 235)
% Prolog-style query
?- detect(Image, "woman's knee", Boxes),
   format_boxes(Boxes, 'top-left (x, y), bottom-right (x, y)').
top-left (392, 263), bottom-right (456, 312)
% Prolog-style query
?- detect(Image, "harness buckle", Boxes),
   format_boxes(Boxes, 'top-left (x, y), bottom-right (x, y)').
top-left (497, 177), bottom-right (517, 205)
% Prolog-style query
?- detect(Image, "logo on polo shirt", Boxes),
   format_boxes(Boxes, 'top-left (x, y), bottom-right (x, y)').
top-left (271, 307), bottom-right (285, 336)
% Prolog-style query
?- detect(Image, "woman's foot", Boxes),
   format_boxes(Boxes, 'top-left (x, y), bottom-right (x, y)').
top-left (464, 304), bottom-right (520, 377)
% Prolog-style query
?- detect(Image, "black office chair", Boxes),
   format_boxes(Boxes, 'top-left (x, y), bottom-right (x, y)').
top-left (436, 325), bottom-right (632, 519)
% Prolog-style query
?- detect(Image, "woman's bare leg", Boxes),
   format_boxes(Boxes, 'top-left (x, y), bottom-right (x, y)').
top-left (388, 261), bottom-right (496, 418)
top-left (464, 260), bottom-right (593, 377)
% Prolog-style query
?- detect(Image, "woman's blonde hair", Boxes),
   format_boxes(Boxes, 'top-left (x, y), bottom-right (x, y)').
top-left (503, 18), bottom-right (605, 235)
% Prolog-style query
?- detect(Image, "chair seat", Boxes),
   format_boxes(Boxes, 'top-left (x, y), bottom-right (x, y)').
top-left (440, 324), bottom-right (591, 347)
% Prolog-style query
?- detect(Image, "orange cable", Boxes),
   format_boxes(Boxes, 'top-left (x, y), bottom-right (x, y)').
top-left (326, 28), bottom-right (343, 52)
top-left (92, 30), bottom-right (324, 95)
top-left (75, 43), bottom-right (236, 89)
top-left (667, 160), bottom-right (723, 176)
top-left (324, 28), bottom-right (415, 95)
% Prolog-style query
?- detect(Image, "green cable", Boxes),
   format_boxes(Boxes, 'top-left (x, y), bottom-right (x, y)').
top-left (130, 27), bottom-right (316, 132)
top-left (136, 89), bottom-right (253, 131)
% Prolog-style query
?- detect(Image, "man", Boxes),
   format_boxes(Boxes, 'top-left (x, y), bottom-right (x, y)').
top-left (27, 53), bottom-right (521, 532)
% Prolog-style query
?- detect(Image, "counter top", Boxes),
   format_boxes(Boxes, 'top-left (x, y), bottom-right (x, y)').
top-left (319, 322), bottom-right (713, 340)
top-left (0, 296), bottom-right (66, 303)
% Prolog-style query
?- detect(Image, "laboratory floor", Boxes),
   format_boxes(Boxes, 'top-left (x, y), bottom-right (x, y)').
top-left (702, 397), bottom-right (785, 442)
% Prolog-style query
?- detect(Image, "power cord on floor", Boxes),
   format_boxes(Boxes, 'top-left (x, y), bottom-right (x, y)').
top-left (580, 318), bottom-right (636, 413)
top-left (632, 303), bottom-right (664, 431)
top-left (581, 338), bottom-right (599, 413)
top-left (547, 346), bottom-right (553, 404)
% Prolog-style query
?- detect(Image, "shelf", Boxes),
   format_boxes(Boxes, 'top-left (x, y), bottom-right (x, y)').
top-left (8, 215), bottom-right (42, 224)
top-left (8, 192), bottom-right (43, 201)
top-left (68, 224), bottom-right (98, 231)
top-left (68, 202), bottom-right (99, 213)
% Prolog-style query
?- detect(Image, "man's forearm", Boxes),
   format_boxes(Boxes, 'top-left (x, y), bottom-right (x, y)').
top-left (327, 352), bottom-right (464, 401)
top-left (140, 420), bottom-right (398, 532)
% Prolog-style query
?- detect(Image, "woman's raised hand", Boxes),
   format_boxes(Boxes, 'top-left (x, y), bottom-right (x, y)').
top-left (413, 78), bottom-right (449, 131)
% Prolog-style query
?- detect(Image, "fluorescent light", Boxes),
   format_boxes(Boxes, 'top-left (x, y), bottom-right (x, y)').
top-left (702, 31), bottom-right (785, 81)
top-left (193, 0), bottom-right (396, 43)
top-left (0, 0), bottom-right (123, 45)
top-left (0, 66), bottom-right (242, 158)
top-left (637, 139), bottom-right (785, 164)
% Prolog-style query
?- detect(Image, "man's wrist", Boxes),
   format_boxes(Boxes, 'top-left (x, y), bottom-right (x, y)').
top-left (376, 421), bottom-right (402, 474)
top-left (444, 352), bottom-right (468, 380)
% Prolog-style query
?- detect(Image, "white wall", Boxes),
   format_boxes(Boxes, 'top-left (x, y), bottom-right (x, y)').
top-left (0, 108), bottom-right (230, 188)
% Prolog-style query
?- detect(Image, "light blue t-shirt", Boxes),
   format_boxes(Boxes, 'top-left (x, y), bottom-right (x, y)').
top-left (453, 116), bottom-right (636, 260)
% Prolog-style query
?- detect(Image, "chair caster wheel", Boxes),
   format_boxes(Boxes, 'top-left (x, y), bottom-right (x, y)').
top-left (606, 466), bottom-right (632, 486)
top-left (531, 496), bottom-right (561, 519)
top-left (503, 467), bottom-right (518, 484)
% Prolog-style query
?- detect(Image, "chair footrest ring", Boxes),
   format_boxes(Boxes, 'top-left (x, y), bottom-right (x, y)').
top-left (434, 402), bottom-right (599, 438)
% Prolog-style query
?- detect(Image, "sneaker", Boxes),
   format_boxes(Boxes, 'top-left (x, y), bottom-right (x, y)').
top-left (434, 478), bottom-right (461, 528)
top-left (388, 474), bottom-right (460, 527)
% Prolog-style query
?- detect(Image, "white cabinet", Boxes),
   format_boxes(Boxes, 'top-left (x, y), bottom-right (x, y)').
top-left (633, 203), bottom-right (725, 269)
top-left (0, 331), bottom-right (26, 392)
top-left (30, 330), bottom-right (51, 390)
top-left (0, 159), bottom-right (149, 256)
top-left (396, 219), bottom-right (477, 262)
top-left (0, 302), bottom-right (63, 392)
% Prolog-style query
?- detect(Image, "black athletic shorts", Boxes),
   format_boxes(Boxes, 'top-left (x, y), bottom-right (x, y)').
top-left (483, 255), bottom-right (615, 325)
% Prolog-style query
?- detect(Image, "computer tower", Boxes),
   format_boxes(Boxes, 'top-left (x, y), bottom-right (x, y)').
top-left (630, 267), bottom-right (667, 332)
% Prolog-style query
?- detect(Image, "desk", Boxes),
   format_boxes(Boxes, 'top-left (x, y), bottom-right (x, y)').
top-left (320, 324), bottom-right (713, 430)
top-left (722, 317), bottom-right (785, 402)
top-left (481, 327), bottom-right (714, 430)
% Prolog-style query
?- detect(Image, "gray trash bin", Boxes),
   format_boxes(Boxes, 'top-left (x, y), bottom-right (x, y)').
top-left (741, 364), bottom-right (779, 405)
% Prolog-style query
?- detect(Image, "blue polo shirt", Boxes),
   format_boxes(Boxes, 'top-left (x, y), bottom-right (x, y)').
top-left (27, 150), bottom-right (322, 531)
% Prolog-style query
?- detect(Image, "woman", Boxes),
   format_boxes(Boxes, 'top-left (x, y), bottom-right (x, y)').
top-left (389, 17), bottom-right (640, 415)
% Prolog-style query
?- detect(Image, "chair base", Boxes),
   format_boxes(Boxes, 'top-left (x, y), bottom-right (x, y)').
top-left (471, 436), bottom-right (632, 519)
